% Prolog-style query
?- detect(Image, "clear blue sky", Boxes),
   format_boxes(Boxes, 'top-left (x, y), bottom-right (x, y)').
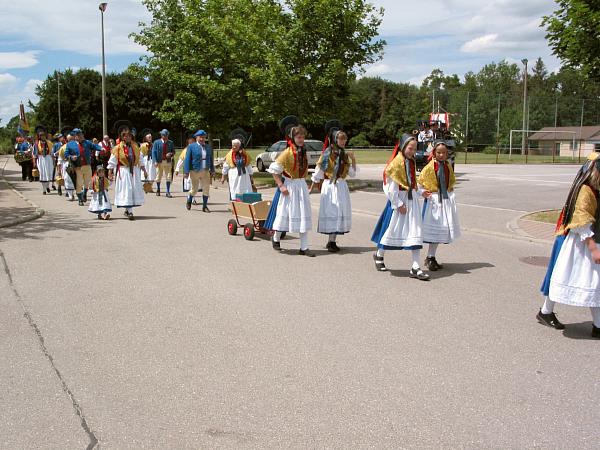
top-left (0, 0), bottom-right (560, 126)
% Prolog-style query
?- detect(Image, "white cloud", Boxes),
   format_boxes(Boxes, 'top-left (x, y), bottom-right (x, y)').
top-left (0, 0), bottom-right (150, 55)
top-left (0, 51), bottom-right (39, 69)
top-left (0, 73), bottom-right (18, 87)
top-left (461, 34), bottom-right (500, 53)
top-left (0, 77), bottom-right (40, 127)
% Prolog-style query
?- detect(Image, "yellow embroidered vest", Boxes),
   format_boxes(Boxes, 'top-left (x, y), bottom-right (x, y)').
top-left (275, 145), bottom-right (308, 179)
top-left (556, 184), bottom-right (597, 235)
top-left (385, 153), bottom-right (416, 190)
top-left (417, 159), bottom-right (455, 192)
top-left (316, 151), bottom-right (350, 180)
top-left (225, 149), bottom-right (250, 168)
top-left (112, 142), bottom-right (141, 167)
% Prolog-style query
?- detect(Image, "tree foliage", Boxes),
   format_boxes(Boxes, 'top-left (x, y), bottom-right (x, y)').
top-left (131, 0), bottom-right (385, 134)
top-left (543, 0), bottom-right (600, 81)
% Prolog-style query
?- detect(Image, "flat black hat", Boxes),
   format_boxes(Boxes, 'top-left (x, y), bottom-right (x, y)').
top-left (60, 126), bottom-right (73, 137)
top-left (229, 128), bottom-right (249, 147)
top-left (324, 119), bottom-right (342, 142)
top-left (279, 115), bottom-right (299, 137)
top-left (112, 120), bottom-right (134, 138)
top-left (399, 133), bottom-right (416, 150)
top-left (34, 124), bottom-right (47, 135)
top-left (139, 128), bottom-right (153, 139)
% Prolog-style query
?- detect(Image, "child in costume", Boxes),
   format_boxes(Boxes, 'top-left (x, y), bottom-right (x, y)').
top-left (139, 129), bottom-right (156, 193)
top-left (310, 121), bottom-right (357, 252)
top-left (88, 165), bottom-right (112, 220)
top-left (265, 116), bottom-right (314, 256)
top-left (371, 133), bottom-right (431, 279)
top-left (538, 154), bottom-right (600, 338)
top-left (417, 140), bottom-right (460, 270)
top-left (221, 136), bottom-right (254, 200)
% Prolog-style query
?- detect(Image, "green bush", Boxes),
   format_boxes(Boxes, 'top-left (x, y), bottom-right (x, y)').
top-left (482, 146), bottom-right (497, 155)
top-left (349, 132), bottom-right (370, 147)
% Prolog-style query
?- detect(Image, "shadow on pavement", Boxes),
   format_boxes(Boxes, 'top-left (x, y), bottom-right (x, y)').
top-left (389, 261), bottom-right (495, 279)
top-left (562, 321), bottom-right (598, 340)
top-left (0, 210), bottom-right (105, 242)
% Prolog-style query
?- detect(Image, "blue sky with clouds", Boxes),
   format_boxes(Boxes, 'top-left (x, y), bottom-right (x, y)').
top-left (0, 0), bottom-right (560, 125)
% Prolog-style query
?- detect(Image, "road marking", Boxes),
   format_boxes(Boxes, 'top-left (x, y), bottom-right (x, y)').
top-left (465, 175), bottom-right (571, 185)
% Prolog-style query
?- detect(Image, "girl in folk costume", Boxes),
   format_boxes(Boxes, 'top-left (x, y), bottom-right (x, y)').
top-left (310, 121), bottom-right (357, 252)
top-left (538, 154), bottom-right (600, 338)
top-left (265, 116), bottom-right (315, 256)
top-left (371, 133), bottom-right (432, 280)
top-left (107, 125), bottom-right (147, 220)
top-left (139, 129), bottom-right (156, 193)
top-left (221, 130), bottom-right (255, 199)
top-left (417, 141), bottom-right (461, 270)
top-left (57, 132), bottom-right (76, 201)
top-left (88, 165), bottom-right (112, 220)
top-left (32, 125), bottom-right (55, 194)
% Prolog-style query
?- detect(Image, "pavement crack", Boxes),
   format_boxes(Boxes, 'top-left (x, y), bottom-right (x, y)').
top-left (0, 250), bottom-right (99, 450)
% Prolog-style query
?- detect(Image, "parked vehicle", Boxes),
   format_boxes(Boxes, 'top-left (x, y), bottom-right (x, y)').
top-left (255, 140), bottom-right (323, 172)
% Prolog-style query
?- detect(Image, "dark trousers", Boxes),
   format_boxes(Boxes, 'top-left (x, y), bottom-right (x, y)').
top-left (20, 160), bottom-right (33, 181)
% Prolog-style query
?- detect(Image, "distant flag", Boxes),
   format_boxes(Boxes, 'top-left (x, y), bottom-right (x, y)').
top-left (17, 103), bottom-right (29, 136)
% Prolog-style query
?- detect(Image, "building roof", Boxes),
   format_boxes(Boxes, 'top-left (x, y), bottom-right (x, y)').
top-left (529, 126), bottom-right (600, 141)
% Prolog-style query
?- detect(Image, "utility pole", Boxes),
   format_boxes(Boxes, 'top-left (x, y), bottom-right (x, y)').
top-left (521, 59), bottom-right (528, 157)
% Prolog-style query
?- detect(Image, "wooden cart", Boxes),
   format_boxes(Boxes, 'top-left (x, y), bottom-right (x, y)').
top-left (227, 200), bottom-right (285, 240)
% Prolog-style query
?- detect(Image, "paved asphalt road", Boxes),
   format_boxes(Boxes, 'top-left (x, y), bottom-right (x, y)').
top-left (1, 158), bottom-right (598, 449)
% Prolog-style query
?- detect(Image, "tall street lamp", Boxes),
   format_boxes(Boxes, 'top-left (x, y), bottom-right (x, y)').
top-left (99, 2), bottom-right (108, 137)
top-left (521, 58), bottom-right (528, 156)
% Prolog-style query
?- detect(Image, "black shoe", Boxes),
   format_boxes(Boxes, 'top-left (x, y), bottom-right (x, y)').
top-left (52, 185), bottom-right (56, 190)
top-left (202, 206), bottom-right (210, 213)
top-left (192, 200), bottom-right (199, 205)
top-left (57, 187), bottom-right (62, 196)
top-left (592, 325), bottom-right (600, 339)
top-left (536, 309), bottom-right (565, 330)
top-left (326, 241), bottom-right (340, 252)
top-left (409, 267), bottom-right (430, 280)
top-left (128, 213), bottom-right (135, 221)
top-left (78, 199), bottom-right (84, 206)
top-left (97, 214), bottom-right (102, 220)
top-left (156, 189), bottom-right (160, 196)
top-left (46, 188), bottom-right (51, 194)
top-left (186, 201), bottom-right (191, 210)
top-left (425, 256), bottom-right (443, 271)
top-left (43, 190), bottom-right (47, 195)
top-left (166, 192), bottom-right (172, 198)
top-left (272, 238), bottom-right (281, 251)
top-left (373, 253), bottom-right (387, 272)
top-left (299, 249), bottom-right (316, 257)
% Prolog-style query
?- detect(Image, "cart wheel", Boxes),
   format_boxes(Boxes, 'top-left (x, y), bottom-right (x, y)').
top-left (280, 231), bottom-right (286, 240)
top-left (227, 219), bottom-right (237, 235)
top-left (243, 224), bottom-right (255, 240)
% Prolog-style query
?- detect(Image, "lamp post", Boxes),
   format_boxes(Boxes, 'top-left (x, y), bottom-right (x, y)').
top-left (56, 70), bottom-right (62, 130)
top-left (521, 58), bottom-right (528, 157)
top-left (99, 2), bottom-right (108, 137)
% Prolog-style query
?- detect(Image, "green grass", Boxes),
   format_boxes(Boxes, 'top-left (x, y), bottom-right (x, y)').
top-left (523, 210), bottom-right (561, 224)
top-left (455, 152), bottom-right (583, 164)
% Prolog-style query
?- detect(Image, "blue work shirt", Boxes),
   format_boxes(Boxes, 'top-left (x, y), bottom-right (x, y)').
top-left (184, 142), bottom-right (214, 173)
top-left (52, 142), bottom-right (62, 157)
top-left (151, 138), bottom-right (175, 163)
top-left (64, 140), bottom-right (101, 166)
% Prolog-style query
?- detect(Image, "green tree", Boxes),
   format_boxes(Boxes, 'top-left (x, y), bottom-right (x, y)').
top-left (543, 0), bottom-right (600, 81)
top-left (131, 0), bottom-right (385, 135)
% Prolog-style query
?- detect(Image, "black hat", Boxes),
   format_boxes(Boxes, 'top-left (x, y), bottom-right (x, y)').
top-left (139, 128), bottom-right (153, 140)
top-left (60, 126), bottom-right (73, 137)
top-left (279, 115), bottom-right (299, 138)
top-left (112, 120), bottom-right (134, 137)
top-left (399, 133), bottom-right (416, 151)
top-left (34, 124), bottom-right (47, 135)
top-left (229, 128), bottom-right (249, 147)
top-left (324, 119), bottom-right (343, 142)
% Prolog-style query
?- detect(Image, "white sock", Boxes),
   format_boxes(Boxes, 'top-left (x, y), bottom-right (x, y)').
top-left (591, 307), bottom-right (600, 327)
top-left (42, 181), bottom-right (49, 190)
top-left (127, 207), bottom-right (133, 213)
top-left (377, 248), bottom-right (385, 258)
top-left (300, 232), bottom-right (309, 251)
top-left (428, 243), bottom-right (438, 258)
top-left (329, 234), bottom-right (336, 243)
top-left (273, 231), bottom-right (282, 242)
top-left (541, 297), bottom-right (555, 314)
top-left (411, 249), bottom-right (420, 270)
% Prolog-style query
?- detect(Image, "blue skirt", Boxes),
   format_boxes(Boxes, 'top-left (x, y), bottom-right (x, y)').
top-left (263, 187), bottom-right (281, 231)
top-left (540, 234), bottom-right (566, 296)
top-left (371, 200), bottom-right (422, 250)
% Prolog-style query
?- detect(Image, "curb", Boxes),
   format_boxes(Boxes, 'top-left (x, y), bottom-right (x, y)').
top-left (0, 174), bottom-right (46, 229)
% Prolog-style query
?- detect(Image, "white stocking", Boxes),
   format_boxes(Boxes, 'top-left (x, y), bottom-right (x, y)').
top-left (411, 249), bottom-right (420, 270)
top-left (541, 297), bottom-right (555, 314)
top-left (427, 243), bottom-right (439, 258)
top-left (273, 231), bottom-right (282, 242)
top-left (300, 232), bottom-right (309, 251)
top-left (590, 307), bottom-right (600, 327)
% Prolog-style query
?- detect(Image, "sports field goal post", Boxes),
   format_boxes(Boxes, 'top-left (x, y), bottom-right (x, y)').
top-left (509, 129), bottom-right (577, 160)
